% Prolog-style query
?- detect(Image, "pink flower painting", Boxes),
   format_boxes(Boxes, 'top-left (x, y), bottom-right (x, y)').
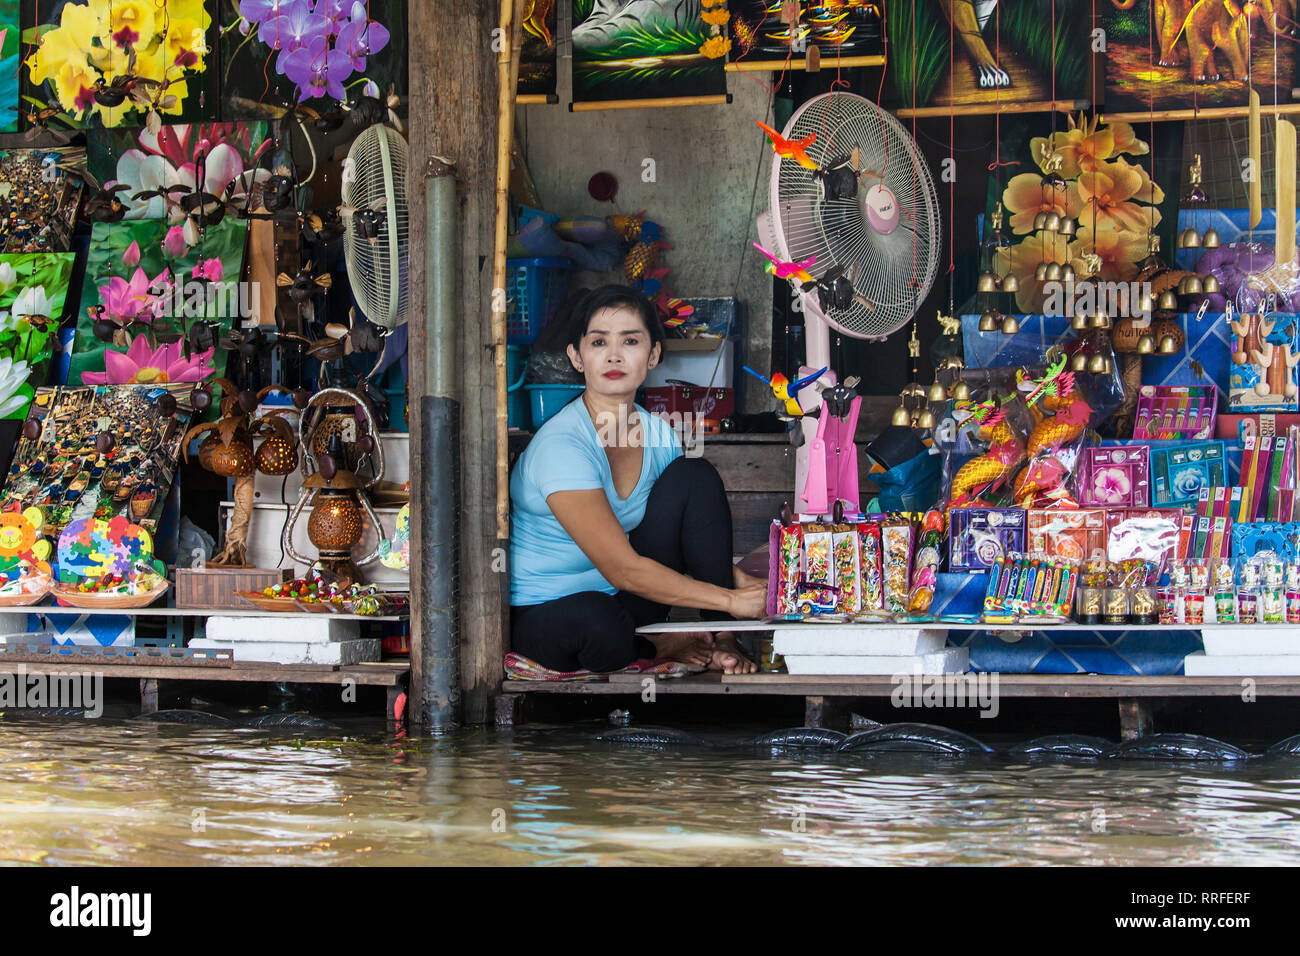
top-left (1092, 466), bottom-right (1132, 505)
top-left (81, 337), bottom-right (215, 386)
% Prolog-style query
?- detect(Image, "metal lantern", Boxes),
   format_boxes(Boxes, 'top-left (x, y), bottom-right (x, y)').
top-left (283, 450), bottom-right (384, 586)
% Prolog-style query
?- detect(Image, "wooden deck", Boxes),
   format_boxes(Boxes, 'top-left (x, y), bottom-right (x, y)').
top-left (499, 672), bottom-right (1296, 739)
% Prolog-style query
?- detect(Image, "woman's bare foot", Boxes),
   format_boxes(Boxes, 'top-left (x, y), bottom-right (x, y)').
top-left (707, 632), bottom-right (758, 675)
top-left (733, 565), bottom-right (766, 589)
top-left (648, 631), bottom-right (713, 668)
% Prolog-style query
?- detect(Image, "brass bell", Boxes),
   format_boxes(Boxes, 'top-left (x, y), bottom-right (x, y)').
top-left (1087, 353), bottom-right (1107, 373)
top-left (1060, 264), bottom-right (1075, 282)
top-left (1033, 212), bottom-right (1049, 231)
top-left (1091, 310), bottom-right (1112, 329)
top-left (1034, 262), bottom-right (1049, 281)
top-left (1178, 275), bottom-right (1204, 295)
top-left (977, 271), bottom-right (1000, 292)
top-left (1177, 228), bottom-right (1202, 249)
top-left (1202, 228), bottom-right (1220, 249)
top-left (952, 381), bottom-right (972, 402)
top-left (1044, 213), bottom-right (1062, 232)
top-left (891, 403), bottom-right (912, 427)
top-left (916, 409), bottom-right (937, 430)
top-left (978, 311), bottom-right (999, 331)
top-left (1059, 217), bottom-right (1077, 236)
top-left (1202, 274), bottom-right (1221, 294)
top-left (999, 273), bottom-right (1020, 293)
top-left (1001, 314), bottom-right (1021, 334)
top-left (1137, 334), bottom-right (1155, 354)
top-left (1158, 335), bottom-right (1178, 354)
top-left (1044, 262), bottom-right (1064, 281)
top-left (1158, 290), bottom-right (1179, 310)
top-left (1072, 311), bottom-right (1091, 330)
top-left (928, 380), bottom-right (949, 402)
top-left (1070, 352), bottom-right (1088, 371)
top-left (1137, 291), bottom-right (1155, 313)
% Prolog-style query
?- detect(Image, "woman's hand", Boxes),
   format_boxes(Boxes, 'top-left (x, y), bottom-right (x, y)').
top-left (727, 583), bottom-right (767, 620)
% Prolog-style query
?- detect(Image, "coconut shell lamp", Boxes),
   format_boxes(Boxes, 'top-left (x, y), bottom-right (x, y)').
top-left (283, 439), bottom-right (383, 585)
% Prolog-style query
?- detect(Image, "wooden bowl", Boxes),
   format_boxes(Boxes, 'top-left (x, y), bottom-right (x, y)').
top-left (234, 590), bottom-right (301, 613)
top-left (0, 582), bottom-right (53, 606)
top-left (52, 581), bottom-right (170, 609)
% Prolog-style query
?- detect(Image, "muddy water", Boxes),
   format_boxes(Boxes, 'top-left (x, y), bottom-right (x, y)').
top-left (1, 720), bottom-right (1299, 865)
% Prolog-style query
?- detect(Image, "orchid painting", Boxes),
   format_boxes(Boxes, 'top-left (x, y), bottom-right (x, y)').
top-left (223, 0), bottom-right (406, 116)
top-left (24, 0), bottom-right (218, 128)
top-left (0, 3), bottom-right (18, 132)
top-left (72, 219), bottom-right (247, 387)
top-left (87, 122), bottom-right (270, 224)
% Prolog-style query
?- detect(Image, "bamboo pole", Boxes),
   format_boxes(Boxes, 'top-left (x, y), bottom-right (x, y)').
top-left (1250, 91), bottom-right (1263, 230)
top-left (570, 94), bottom-right (732, 111)
top-left (493, 0), bottom-right (526, 543)
top-left (895, 99), bottom-right (1088, 118)
top-left (1276, 118), bottom-right (1296, 265)
top-left (1101, 102), bottom-right (1300, 124)
top-left (725, 54), bottom-right (885, 72)
top-left (517, 93), bottom-right (558, 104)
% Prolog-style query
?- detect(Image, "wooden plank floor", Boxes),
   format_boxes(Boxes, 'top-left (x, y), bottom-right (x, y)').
top-left (0, 659), bottom-right (409, 686)
top-left (502, 673), bottom-right (1300, 697)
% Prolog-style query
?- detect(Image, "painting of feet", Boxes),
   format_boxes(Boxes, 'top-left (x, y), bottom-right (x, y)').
top-left (1104, 0), bottom-right (1298, 112)
top-left (883, 0), bottom-right (1093, 112)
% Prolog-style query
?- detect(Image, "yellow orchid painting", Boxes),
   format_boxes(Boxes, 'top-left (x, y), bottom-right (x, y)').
top-left (24, 0), bottom-right (214, 129)
top-left (997, 112), bottom-right (1166, 313)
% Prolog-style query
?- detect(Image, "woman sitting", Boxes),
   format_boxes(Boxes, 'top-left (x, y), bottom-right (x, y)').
top-left (510, 285), bottom-right (765, 675)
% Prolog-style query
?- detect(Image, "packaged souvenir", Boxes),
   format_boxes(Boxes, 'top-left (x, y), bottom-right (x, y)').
top-left (949, 507), bottom-right (1025, 571)
top-left (880, 520), bottom-right (914, 614)
top-left (803, 527), bottom-right (833, 587)
top-left (1027, 508), bottom-right (1107, 562)
top-left (1080, 446), bottom-right (1150, 508)
top-left (774, 521), bottom-right (804, 615)
top-left (1107, 509), bottom-right (1181, 565)
top-left (1150, 440), bottom-right (1227, 509)
top-left (831, 525), bottom-right (861, 613)
top-left (857, 522), bottom-right (883, 611)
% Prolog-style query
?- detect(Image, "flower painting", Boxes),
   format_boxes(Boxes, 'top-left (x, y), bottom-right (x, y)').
top-left (71, 218), bottom-right (247, 387)
top-left (222, 0), bottom-right (407, 118)
top-left (23, 0), bottom-right (218, 129)
top-left (87, 121), bottom-right (270, 221)
top-left (0, 1), bottom-right (18, 132)
top-left (993, 113), bottom-right (1168, 313)
top-left (0, 254), bottom-right (77, 414)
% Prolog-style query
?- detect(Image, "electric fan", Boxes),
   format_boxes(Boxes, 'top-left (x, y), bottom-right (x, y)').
top-left (760, 91), bottom-right (941, 359)
top-left (342, 124), bottom-right (410, 329)
top-left (756, 92), bottom-right (942, 512)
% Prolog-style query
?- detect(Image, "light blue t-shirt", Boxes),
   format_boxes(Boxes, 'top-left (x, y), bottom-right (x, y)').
top-left (510, 398), bottom-right (682, 606)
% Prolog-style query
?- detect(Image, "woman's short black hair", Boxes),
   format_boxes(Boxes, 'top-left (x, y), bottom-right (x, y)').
top-left (565, 284), bottom-right (665, 352)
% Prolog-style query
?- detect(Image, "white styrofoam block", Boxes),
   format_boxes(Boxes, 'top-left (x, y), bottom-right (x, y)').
top-left (218, 501), bottom-right (408, 586)
top-left (188, 637), bottom-right (380, 665)
top-left (1201, 629), bottom-right (1300, 657)
top-left (1183, 651), bottom-right (1300, 676)
top-left (0, 630), bottom-right (56, 644)
top-left (0, 616), bottom-right (36, 637)
top-left (783, 647), bottom-right (969, 675)
top-left (644, 340), bottom-right (734, 389)
top-left (206, 616), bottom-right (360, 643)
top-left (773, 627), bottom-right (947, 657)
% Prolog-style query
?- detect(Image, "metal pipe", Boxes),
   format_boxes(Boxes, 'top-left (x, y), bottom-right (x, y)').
top-left (418, 157), bottom-right (461, 732)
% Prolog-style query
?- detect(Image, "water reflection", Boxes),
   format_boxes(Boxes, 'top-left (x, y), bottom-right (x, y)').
top-left (0, 721), bottom-right (1298, 864)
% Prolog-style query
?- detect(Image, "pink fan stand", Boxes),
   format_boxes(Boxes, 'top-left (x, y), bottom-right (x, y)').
top-left (800, 391), bottom-right (862, 515)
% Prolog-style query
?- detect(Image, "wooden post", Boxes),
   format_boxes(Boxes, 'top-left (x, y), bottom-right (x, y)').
top-left (407, 0), bottom-right (512, 726)
top-left (139, 678), bottom-right (158, 715)
top-left (804, 695), bottom-right (852, 731)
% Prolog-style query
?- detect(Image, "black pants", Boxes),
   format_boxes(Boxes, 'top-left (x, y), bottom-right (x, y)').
top-left (511, 456), bottom-right (735, 672)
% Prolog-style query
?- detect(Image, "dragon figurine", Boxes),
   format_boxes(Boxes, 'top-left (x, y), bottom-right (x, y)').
top-left (1010, 363), bottom-right (1093, 506)
top-left (947, 403), bottom-right (1026, 507)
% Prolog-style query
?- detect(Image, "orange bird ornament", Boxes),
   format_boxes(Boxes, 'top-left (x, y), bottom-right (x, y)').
top-left (756, 120), bottom-right (819, 171)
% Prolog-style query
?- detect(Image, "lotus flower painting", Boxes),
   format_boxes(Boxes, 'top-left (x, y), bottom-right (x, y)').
top-left (222, 0), bottom-right (407, 118)
top-left (24, 0), bottom-right (218, 129)
top-left (87, 122), bottom-right (270, 221)
top-left (0, 254), bottom-right (76, 418)
top-left (0, 3), bottom-right (18, 132)
top-left (71, 219), bottom-right (247, 388)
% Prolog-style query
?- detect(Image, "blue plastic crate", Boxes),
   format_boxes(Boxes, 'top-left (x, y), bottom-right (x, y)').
top-left (507, 257), bottom-right (573, 344)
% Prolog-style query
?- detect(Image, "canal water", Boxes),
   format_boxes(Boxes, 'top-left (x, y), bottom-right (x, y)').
top-left (2, 717), bottom-right (1299, 865)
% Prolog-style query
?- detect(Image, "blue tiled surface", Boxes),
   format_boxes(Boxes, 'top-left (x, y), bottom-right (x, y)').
top-left (28, 613), bottom-right (134, 648)
top-left (931, 573), bottom-right (1202, 674)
